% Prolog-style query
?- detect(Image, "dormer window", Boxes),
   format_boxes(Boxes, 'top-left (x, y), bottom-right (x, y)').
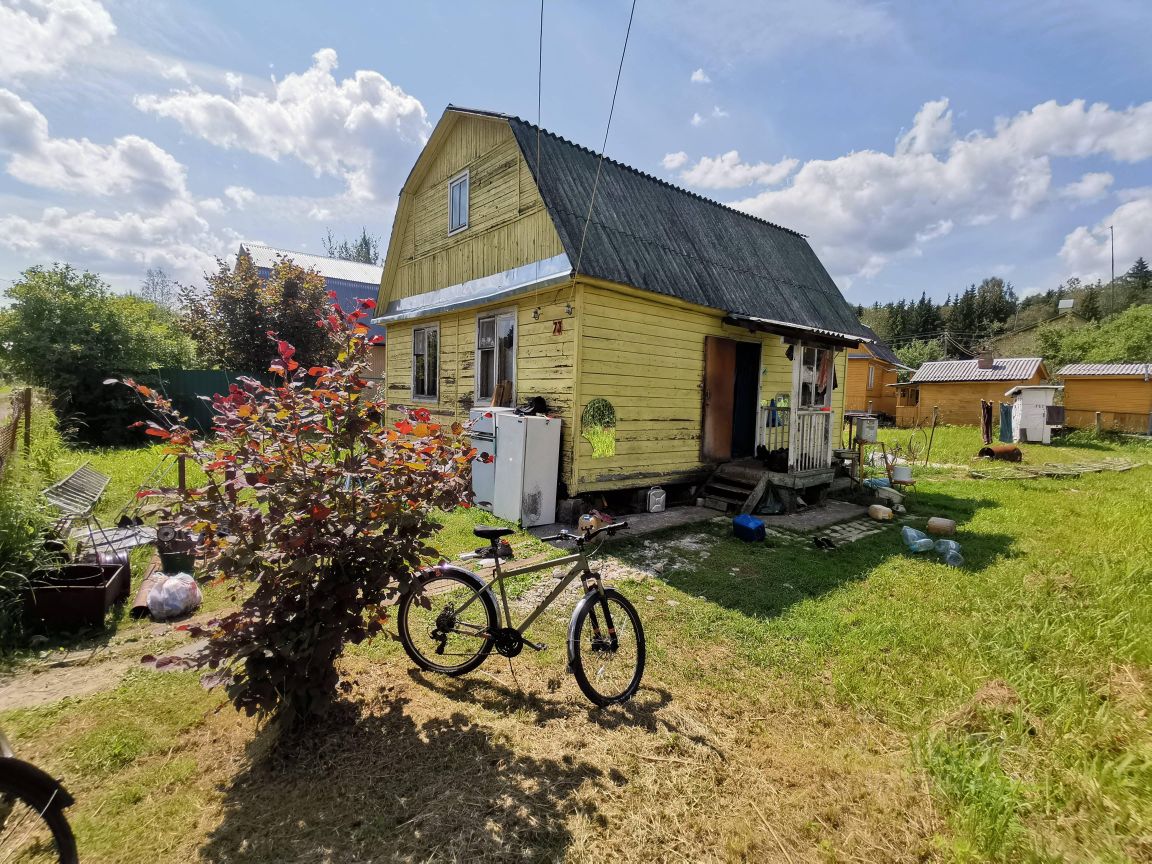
top-left (448, 170), bottom-right (469, 234)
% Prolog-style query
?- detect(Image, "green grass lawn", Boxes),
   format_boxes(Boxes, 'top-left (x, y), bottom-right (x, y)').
top-left (2, 426), bottom-right (1150, 862)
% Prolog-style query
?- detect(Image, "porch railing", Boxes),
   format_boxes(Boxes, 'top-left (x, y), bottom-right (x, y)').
top-left (758, 404), bottom-right (790, 455)
top-left (756, 405), bottom-right (835, 472)
top-left (791, 409), bottom-right (834, 472)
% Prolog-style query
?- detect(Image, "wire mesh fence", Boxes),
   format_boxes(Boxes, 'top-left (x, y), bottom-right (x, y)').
top-left (0, 387), bottom-right (32, 477)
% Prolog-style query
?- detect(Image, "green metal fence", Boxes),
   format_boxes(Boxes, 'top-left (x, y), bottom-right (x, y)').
top-left (152, 369), bottom-right (259, 433)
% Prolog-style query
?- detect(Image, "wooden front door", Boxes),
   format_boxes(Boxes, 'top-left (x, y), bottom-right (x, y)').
top-left (702, 336), bottom-right (736, 461)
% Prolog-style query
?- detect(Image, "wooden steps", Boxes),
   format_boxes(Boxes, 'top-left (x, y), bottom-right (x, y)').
top-left (701, 462), bottom-right (768, 513)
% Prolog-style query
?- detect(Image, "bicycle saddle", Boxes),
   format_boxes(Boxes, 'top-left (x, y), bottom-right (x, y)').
top-left (473, 526), bottom-right (514, 541)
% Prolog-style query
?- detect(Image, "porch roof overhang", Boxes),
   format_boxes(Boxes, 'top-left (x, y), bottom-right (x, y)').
top-left (372, 253), bottom-right (572, 324)
top-left (722, 313), bottom-right (871, 349)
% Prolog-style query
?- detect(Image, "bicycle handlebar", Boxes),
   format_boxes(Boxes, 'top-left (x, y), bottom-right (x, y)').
top-left (541, 521), bottom-right (630, 544)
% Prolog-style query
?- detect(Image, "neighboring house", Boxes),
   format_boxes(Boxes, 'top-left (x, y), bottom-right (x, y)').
top-left (896, 356), bottom-right (1048, 427)
top-left (988, 309), bottom-right (1087, 357)
top-left (237, 243), bottom-right (386, 381)
top-left (845, 325), bottom-right (910, 418)
top-left (374, 106), bottom-right (870, 500)
top-left (1056, 363), bottom-right (1152, 434)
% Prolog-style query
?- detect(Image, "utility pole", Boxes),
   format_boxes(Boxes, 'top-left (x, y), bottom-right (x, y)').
top-left (1110, 224), bottom-right (1115, 315)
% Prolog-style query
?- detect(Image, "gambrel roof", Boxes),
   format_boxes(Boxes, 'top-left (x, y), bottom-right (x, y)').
top-left (424, 107), bottom-right (869, 342)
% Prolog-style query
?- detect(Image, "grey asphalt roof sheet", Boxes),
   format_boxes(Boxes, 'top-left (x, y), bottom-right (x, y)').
top-left (1057, 363), bottom-right (1152, 377)
top-left (910, 357), bottom-right (1045, 383)
top-left (448, 108), bottom-right (866, 339)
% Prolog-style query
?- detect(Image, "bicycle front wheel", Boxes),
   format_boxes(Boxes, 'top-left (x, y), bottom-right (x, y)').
top-left (0, 770), bottom-right (77, 864)
top-left (568, 588), bottom-right (645, 707)
top-left (398, 569), bottom-right (497, 676)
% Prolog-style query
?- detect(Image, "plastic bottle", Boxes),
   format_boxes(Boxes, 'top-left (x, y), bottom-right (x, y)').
top-left (942, 550), bottom-right (965, 567)
top-left (933, 539), bottom-right (962, 555)
top-left (868, 504), bottom-right (894, 521)
top-left (901, 526), bottom-right (933, 552)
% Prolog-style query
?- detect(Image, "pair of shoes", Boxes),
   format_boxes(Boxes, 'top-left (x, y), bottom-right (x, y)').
top-left (812, 536), bottom-right (835, 550)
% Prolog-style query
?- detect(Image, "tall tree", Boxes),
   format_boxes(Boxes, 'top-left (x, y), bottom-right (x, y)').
top-left (1079, 283), bottom-right (1102, 320)
top-left (140, 267), bottom-right (178, 309)
top-left (1127, 256), bottom-right (1151, 305)
top-left (323, 227), bottom-right (381, 265)
top-left (181, 254), bottom-right (337, 371)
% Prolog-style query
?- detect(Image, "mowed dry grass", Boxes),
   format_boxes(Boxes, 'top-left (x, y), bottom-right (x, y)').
top-left (3, 592), bottom-right (942, 864)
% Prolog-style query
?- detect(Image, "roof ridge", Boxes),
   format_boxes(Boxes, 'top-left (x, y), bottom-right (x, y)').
top-left (453, 108), bottom-right (806, 240)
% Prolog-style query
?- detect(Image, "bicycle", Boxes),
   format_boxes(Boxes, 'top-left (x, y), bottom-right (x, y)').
top-left (0, 728), bottom-right (77, 863)
top-left (397, 521), bottom-right (645, 707)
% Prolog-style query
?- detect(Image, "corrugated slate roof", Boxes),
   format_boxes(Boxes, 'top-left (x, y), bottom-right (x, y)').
top-left (446, 107), bottom-right (866, 340)
top-left (1057, 363), bottom-right (1152, 377)
top-left (910, 357), bottom-right (1045, 383)
top-left (240, 243), bottom-right (383, 286)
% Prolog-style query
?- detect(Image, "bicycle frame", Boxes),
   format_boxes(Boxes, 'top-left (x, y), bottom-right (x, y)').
top-left (444, 544), bottom-right (603, 638)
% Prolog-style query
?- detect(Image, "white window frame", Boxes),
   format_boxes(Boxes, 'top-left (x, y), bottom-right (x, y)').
top-left (867, 365), bottom-right (875, 391)
top-left (474, 308), bottom-right (517, 403)
top-left (448, 169), bottom-right (470, 235)
top-left (411, 323), bottom-right (440, 401)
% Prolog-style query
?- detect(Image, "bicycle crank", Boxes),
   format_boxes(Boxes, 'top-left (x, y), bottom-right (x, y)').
top-left (492, 628), bottom-right (546, 657)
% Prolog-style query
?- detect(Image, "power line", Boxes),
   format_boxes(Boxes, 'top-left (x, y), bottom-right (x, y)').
top-left (573, 0), bottom-right (638, 279)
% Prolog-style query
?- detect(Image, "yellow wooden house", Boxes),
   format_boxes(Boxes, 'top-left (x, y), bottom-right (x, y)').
top-left (1056, 363), bottom-right (1152, 434)
top-left (895, 356), bottom-right (1048, 427)
top-left (374, 107), bottom-right (871, 505)
top-left (845, 326), bottom-right (908, 418)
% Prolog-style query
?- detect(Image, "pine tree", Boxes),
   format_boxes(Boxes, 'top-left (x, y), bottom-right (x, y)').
top-left (1127, 256), bottom-right (1151, 306)
top-left (1079, 284), bottom-right (1102, 320)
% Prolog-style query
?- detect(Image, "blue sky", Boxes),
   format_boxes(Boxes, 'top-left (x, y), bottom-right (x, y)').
top-left (2, 0), bottom-right (1151, 306)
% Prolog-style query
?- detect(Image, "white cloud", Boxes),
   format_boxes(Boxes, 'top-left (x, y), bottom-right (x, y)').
top-left (0, 0), bottom-right (115, 81)
top-left (135, 48), bottom-right (430, 201)
top-left (717, 97), bottom-right (1152, 281)
top-left (895, 98), bottom-right (953, 156)
top-left (690, 68), bottom-right (710, 83)
top-left (659, 0), bottom-right (897, 60)
top-left (308, 205), bottom-right (332, 221)
top-left (224, 71), bottom-right (243, 92)
top-left (223, 185), bottom-right (255, 209)
top-left (712, 105), bottom-right (729, 119)
top-left (662, 151), bottom-right (689, 171)
top-left (690, 112), bottom-right (704, 127)
top-left (0, 88), bottom-right (188, 206)
top-left (159, 61), bottom-right (191, 83)
top-left (1059, 191), bottom-right (1152, 278)
top-left (678, 150), bottom-right (798, 189)
top-left (1059, 171), bottom-right (1113, 201)
top-left (0, 200), bottom-right (225, 283)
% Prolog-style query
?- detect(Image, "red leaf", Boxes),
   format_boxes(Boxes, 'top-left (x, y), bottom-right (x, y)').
top-left (369, 335), bottom-right (385, 345)
top-left (394, 419), bottom-right (413, 435)
top-left (327, 290), bottom-right (338, 300)
top-left (311, 503), bottom-right (331, 520)
top-left (307, 366), bottom-right (328, 376)
top-left (362, 298), bottom-right (377, 310)
top-left (145, 427), bottom-right (171, 439)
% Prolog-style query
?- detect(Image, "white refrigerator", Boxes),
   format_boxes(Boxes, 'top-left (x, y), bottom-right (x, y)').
top-left (468, 407), bottom-right (518, 510)
top-left (492, 413), bottom-right (562, 527)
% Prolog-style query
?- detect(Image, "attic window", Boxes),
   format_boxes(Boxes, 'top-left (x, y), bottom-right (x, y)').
top-left (448, 171), bottom-right (469, 234)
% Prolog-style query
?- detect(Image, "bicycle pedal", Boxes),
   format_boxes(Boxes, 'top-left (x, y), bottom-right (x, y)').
top-left (524, 639), bottom-right (547, 652)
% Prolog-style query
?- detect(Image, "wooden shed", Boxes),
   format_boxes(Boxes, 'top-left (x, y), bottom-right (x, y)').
top-left (895, 356), bottom-right (1048, 427)
top-left (373, 106), bottom-right (872, 505)
top-left (845, 326), bottom-right (909, 418)
top-left (1056, 363), bottom-right (1152, 434)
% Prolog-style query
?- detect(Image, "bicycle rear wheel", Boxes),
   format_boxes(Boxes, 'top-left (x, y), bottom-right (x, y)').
top-left (398, 569), bottom-right (497, 676)
top-left (567, 588), bottom-right (645, 707)
top-left (0, 771), bottom-right (77, 864)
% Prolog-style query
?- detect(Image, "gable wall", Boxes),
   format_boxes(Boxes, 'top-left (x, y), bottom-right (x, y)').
top-left (384, 115), bottom-right (565, 306)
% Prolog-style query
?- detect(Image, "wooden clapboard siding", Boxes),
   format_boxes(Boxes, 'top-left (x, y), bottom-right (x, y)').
top-left (572, 283), bottom-right (845, 492)
top-left (846, 355), bottom-right (899, 415)
top-left (382, 114), bottom-right (564, 307)
top-left (385, 294), bottom-right (577, 487)
top-left (1062, 377), bottom-right (1152, 415)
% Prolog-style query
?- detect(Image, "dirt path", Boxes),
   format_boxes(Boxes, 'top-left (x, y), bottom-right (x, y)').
top-left (0, 620), bottom-right (212, 712)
